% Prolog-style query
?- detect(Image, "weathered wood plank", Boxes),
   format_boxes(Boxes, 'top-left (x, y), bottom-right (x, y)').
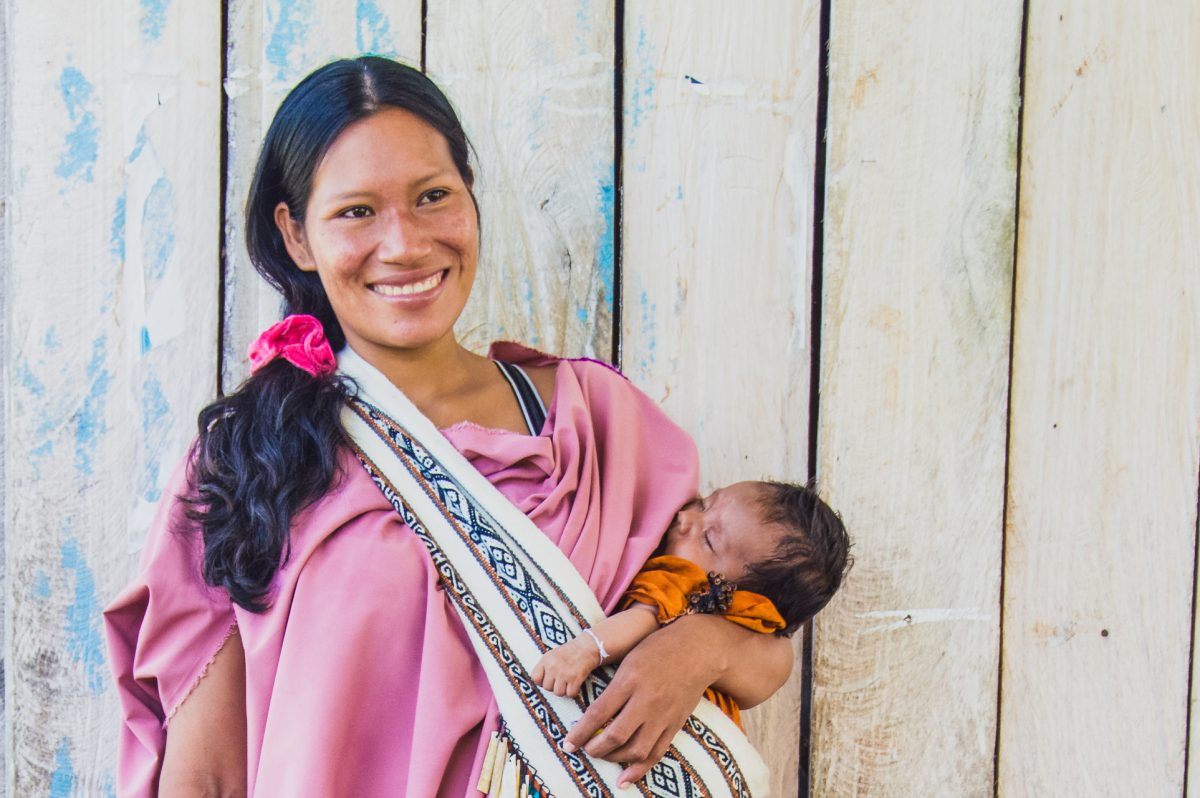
top-left (5, 2), bottom-right (221, 794)
top-left (810, 2), bottom-right (1022, 795)
top-left (1000, 3), bottom-right (1200, 795)
top-left (223, 0), bottom-right (422, 389)
top-left (425, 0), bottom-right (615, 359)
top-left (0, 0), bottom-right (9, 784)
top-left (619, 4), bottom-right (820, 794)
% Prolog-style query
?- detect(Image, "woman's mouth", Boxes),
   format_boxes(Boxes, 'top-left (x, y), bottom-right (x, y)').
top-left (370, 270), bottom-right (446, 297)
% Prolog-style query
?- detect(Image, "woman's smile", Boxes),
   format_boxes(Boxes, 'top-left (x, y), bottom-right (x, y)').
top-left (369, 268), bottom-right (448, 298)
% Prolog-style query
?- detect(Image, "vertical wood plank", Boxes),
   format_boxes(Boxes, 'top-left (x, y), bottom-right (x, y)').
top-left (425, 0), bottom-right (615, 358)
top-left (5, 2), bottom-right (220, 793)
top-left (0, 0), bottom-right (9, 784)
top-left (1001, 4), bottom-right (1200, 794)
top-left (811, 2), bottom-right (1022, 795)
top-left (619, 4), bottom-right (820, 793)
top-left (223, 0), bottom-right (422, 388)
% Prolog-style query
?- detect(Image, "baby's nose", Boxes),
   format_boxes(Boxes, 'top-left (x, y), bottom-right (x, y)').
top-left (675, 507), bottom-right (702, 534)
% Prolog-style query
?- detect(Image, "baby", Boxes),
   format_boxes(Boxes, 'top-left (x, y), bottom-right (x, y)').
top-left (532, 479), bottom-right (851, 726)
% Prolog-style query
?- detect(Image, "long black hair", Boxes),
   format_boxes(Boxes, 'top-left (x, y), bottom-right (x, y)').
top-left (185, 57), bottom-right (475, 611)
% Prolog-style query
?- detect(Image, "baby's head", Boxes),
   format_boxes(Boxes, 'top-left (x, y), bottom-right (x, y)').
top-left (663, 480), bottom-right (852, 636)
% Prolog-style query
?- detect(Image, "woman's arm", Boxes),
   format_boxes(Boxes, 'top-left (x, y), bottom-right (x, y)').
top-left (159, 630), bottom-right (248, 797)
top-left (563, 614), bottom-right (792, 788)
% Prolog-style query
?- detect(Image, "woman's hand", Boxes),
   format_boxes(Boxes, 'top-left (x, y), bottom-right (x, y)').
top-left (562, 614), bottom-right (792, 788)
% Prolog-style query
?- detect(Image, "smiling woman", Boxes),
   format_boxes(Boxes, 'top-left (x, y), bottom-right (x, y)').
top-left (103, 56), bottom-right (792, 797)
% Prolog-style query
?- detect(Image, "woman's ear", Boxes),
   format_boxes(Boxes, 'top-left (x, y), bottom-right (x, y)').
top-left (274, 202), bottom-right (317, 272)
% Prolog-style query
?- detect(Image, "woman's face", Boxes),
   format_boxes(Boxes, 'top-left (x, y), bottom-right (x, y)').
top-left (275, 107), bottom-right (478, 361)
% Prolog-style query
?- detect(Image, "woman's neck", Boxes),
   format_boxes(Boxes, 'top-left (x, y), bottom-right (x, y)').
top-left (345, 334), bottom-right (491, 421)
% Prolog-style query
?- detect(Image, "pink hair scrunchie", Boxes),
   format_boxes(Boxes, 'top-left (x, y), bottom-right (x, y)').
top-left (247, 314), bottom-right (337, 378)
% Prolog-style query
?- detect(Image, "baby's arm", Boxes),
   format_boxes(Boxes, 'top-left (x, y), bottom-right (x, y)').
top-left (532, 604), bottom-right (659, 697)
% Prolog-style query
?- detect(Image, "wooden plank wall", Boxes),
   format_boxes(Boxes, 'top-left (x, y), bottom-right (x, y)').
top-left (999, 2), bottom-right (1200, 794)
top-left (3, 3), bottom-right (1199, 797)
top-left (4, 3), bottom-right (221, 795)
top-left (811, 2), bottom-right (1022, 795)
top-left (619, 3), bottom-right (819, 794)
top-left (0, 0), bottom-right (10, 785)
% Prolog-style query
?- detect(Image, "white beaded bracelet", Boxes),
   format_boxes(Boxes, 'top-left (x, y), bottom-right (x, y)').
top-left (582, 627), bottom-right (609, 664)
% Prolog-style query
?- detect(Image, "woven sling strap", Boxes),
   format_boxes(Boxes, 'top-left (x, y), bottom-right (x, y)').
top-left (338, 348), bottom-right (770, 797)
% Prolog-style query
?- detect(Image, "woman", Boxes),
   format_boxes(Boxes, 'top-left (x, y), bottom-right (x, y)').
top-left (104, 56), bottom-right (790, 796)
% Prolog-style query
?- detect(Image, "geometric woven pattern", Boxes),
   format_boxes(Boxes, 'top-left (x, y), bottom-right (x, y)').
top-left (347, 397), bottom-right (754, 798)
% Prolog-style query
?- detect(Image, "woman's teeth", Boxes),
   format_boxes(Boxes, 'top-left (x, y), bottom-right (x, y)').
top-left (372, 271), bottom-right (444, 296)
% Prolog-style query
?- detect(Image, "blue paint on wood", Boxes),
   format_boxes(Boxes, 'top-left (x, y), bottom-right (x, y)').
top-left (143, 177), bottom-right (176, 281)
top-left (140, 0), bottom-right (171, 41)
top-left (75, 337), bottom-right (111, 477)
top-left (267, 0), bottom-right (314, 82)
top-left (142, 461), bottom-right (162, 503)
top-left (141, 375), bottom-right (171, 502)
top-left (639, 289), bottom-right (657, 372)
top-left (34, 570), bottom-right (51, 599)
top-left (574, 0), bottom-right (593, 51)
top-left (356, 0), bottom-right (396, 56)
top-left (56, 66), bottom-right (99, 183)
top-left (596, 173), bottom-right (615, 307)
top-left (676, 184), bottom-right (683, 200)
top-left (30, 439), bottom-right (54, 480)
top-left (45, 326), bottom-right (63, 351)
top-left (141, 326), bottom-right (152, 354)
top-left (50, 738), bottom-right (76, 797)
top-left (16, 359), bottom-right (46, 398)
top-left (628, 22), bottom-right (655, 132)
top-left (110, 191), bottom-right (127, 261)
top-left (62, 537), bottom-right (108, 694)
top-left (129, 125), bottom-right (150, 161)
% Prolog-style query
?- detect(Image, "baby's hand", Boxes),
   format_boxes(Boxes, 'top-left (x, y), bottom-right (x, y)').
top-left (532, 637), bottom-right (602, 697)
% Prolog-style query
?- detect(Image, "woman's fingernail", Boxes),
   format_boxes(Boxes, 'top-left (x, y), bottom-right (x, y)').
top-left (561, 740), bottom-right (577, 753)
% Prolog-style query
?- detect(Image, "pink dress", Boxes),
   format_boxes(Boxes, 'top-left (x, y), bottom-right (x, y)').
top-left (103, 345), bottom-right (700, 796)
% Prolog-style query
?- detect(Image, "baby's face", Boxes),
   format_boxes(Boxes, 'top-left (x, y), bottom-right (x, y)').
top-left (663, 481), bottom-right (782, 582)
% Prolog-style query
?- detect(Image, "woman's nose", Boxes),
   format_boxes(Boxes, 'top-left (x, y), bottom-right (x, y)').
top-left (377, 209), bottom-right (433, 262)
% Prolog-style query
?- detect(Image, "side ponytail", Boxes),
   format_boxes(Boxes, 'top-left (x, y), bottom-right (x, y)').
top-left (184, 361), bottom-right (349, 611)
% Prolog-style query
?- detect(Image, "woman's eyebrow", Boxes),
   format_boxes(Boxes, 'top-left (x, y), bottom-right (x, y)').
top-left (326, 190), bottom-right (376, 202)
top-left (412, 167), bottom-right (454, 185)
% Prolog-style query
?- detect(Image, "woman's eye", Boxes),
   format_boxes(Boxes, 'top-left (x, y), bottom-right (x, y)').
top-left (703, 530), bottom-right (714, 551)
top-left (339, 206), bottom-right (373, 219)
top-left (419, 188), bottom-right (449, 205)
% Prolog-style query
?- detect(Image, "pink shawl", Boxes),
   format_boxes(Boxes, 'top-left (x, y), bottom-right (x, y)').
top-left (103, 344), bottom-right (699, 796)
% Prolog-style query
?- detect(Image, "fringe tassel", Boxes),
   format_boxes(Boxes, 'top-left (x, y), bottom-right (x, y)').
top-left (502, 753), bottom-right (520, 796)
top-left (487, 738), bottom-right (509, 798)
top-left (476, 732), bottom-right (501, 793)
top-left (476, 729), bottom-right (552, 798)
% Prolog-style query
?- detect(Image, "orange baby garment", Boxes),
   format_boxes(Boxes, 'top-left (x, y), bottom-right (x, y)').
top-left (619, 555), bottom-right (785, 728)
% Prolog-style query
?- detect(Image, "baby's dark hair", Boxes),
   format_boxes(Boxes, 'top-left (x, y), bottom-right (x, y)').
top-left (737, 480), bottom-right (852, 637)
